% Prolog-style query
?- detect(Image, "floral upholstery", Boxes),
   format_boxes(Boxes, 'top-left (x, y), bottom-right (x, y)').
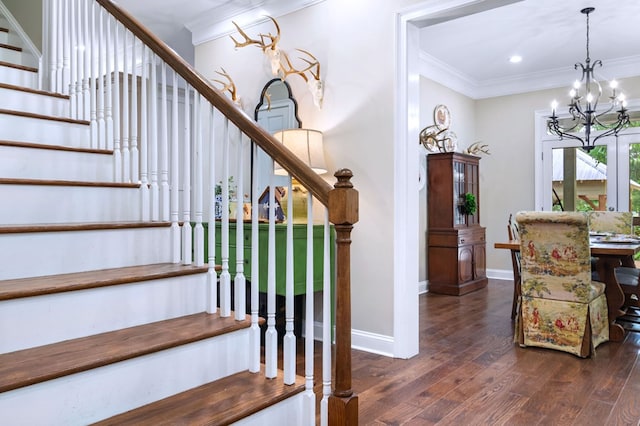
top-left (588, 211), bottom-right (633, 234)
top-left (515, 211), bottom-right (609, 357)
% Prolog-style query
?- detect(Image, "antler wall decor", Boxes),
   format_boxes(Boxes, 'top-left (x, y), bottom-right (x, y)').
top-left (229, 16), bottom-right (324, 109)
top-left (230, 16), bottom-right (282, 76)
top-left (212, 67), bottom-right (241, 106)
top-left (464, 142), bottom-right (490, 156)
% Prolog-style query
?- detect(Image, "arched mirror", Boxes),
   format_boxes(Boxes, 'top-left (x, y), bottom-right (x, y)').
top-left (252, 78), bottom-right (301, 198)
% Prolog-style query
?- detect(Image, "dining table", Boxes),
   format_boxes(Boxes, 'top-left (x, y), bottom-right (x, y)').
top-left (495, 237), bottom-right (640, 342)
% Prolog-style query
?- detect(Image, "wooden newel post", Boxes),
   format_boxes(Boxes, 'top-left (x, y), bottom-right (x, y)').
top-left (328, 169), bottom-right (359, 425)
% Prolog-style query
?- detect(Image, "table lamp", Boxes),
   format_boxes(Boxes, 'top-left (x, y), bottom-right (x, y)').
top-left (273, 128), bottom-right (327, 223)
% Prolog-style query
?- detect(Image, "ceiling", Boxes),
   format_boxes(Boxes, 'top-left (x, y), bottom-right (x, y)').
top-left (117, 0), bottom-right (640, 99)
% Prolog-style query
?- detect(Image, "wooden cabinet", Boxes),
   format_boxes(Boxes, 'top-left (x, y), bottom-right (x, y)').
top-left (427, 152), bottom-right (487, 295)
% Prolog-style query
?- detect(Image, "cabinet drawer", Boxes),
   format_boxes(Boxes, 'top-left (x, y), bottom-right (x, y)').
top-left (457, 228), bottom-right (485, 245)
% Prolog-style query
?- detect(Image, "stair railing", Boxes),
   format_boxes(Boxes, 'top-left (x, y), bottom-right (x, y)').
top-left (41, 0), bottom-right (358, 424)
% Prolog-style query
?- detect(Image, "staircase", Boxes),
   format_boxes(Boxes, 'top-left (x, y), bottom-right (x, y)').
top-left (0, 7), bottom-right (309, 426)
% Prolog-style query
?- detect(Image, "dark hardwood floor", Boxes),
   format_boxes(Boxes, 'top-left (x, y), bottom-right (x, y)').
top-left (350, 278), bottom-right (640, 425)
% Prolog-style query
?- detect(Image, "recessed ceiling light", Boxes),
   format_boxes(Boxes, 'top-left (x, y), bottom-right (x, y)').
top-left (509, 55), bottom-right (522, 64)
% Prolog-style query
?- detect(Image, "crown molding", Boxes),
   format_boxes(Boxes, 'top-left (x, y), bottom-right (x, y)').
top-left (420, 51), bottom-right (640, 100)
top-left (186, 0), bottom-right (325, 46)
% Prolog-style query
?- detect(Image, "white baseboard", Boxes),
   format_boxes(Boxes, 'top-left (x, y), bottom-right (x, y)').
top-left (486, 268), bottom-right (514, 281)
top-left (351, 328), bottom-right (395, 357)
top-left (311, 321), bottom-right (394, 357)
top-left (418, 279), bottom-right (428, 294)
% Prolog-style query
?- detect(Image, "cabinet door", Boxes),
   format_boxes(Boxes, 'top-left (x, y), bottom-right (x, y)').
top-left (465, 161), bottom-right (479, 226)
top-left (473, 243), bottom-right (486, 279)
top-left (458, 245), bottom-right (473, 283)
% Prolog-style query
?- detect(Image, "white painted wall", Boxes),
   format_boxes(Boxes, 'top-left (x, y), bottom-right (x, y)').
top-left (2, 0), bottom-right (41, 51)
top-left (195, 0), bottom-right (425, 345)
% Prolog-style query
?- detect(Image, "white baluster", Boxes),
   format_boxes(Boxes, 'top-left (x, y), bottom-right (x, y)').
top-left (96, 4), bottom-right (105, 148)
top-left (74, 0), bottom-right (83, 119)
top-left (89, 1), bottom-right (97, 148)
top-left (234, 130), bottom-right (246, 319)
top-left (321, 209), bottom-right (331, 426)
top-left (104, 10), bottom-right (113, 151)
top-left (139, 46), bottom-right (149, 221)
top-left (194, 94), bottom-right (204, 267)
top-left (304, 193), bottom-right (315, 423)
top-left (49, 0), bottom-right (57, 92)
top-left (121, 29), bottom-right (130, 182)
top-left (62, 0), bottom-right (70, 95)
top-left (68, 0), bottom-right (76, 116)
top-left (112, 20), bottom-right (122, 182)
top-left (160, 62), bottom-right (170, 221)
top-left (249, 142), bottom-right (260, 373)
top-left (130, 38), bottom-right (139, 182)
top-left (207, 104), bottom-right (218, 312)
top-left (284, 175), bottom-right (295, 384)
top-left (56, 0), bottom-right (65, 93)
top-left (170, 72), bottom-right (181, 262)
top-left (149, 53), bottom-right (159, 220)
top-left (81, 0), bottom-right (90, 121)
top-left (219, 118), bottom-right (231, 316)
top-left (44, 0), bottom-right (53, 92)
top-left (181, 85), bottom-right (193, 265)
top-left (265, 171), bottom-right (278, 378)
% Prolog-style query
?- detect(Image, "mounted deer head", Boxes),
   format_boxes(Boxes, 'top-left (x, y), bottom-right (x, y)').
top-left (280, 49), bottom-right (324, 109)
top-left (212, 67), bottom-right (241, 106)
top-left (230, 16), bottom-right (282, 76)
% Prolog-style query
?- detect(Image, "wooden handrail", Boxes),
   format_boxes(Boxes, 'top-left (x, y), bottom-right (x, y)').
top-left (96, 0), bottom-right (332, 206)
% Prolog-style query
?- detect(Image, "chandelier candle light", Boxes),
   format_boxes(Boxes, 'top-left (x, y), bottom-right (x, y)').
top-left (548, 7), bottom-right (630, 152)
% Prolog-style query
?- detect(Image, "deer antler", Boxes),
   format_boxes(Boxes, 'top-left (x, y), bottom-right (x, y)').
top-left (212, 67), bottom-right (238, 102)
top-left (229, 16), bottom-right (281, 53)
top-left (279, 51), bottom-right (309, 82)
top-left (279, 49), bottom-right (321, 82)
top-left (295, 49), bottom-right (320, 80)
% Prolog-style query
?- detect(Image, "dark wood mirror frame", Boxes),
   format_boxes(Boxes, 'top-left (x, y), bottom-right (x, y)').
top-left (252, 78), bottom-right (302, 198)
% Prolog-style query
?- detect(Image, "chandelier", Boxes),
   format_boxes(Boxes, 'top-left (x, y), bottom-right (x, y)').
top-left (548, 7), bottom-right (630, 152)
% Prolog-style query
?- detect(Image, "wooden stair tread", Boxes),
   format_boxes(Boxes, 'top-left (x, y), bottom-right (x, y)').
top-left (0, 312), bottom-right (251, 393)
top-left (0, 177), bottom-right (140, 188)
top-left (0, 42), bottom-right (21, 51)
top-left (0, 82), bottom-right (70, 99)
top-left (0, 221), bottom-right (171, 234)
top-left (94, 368), bottom-right (305, 425)
top-left (0, 60), bottom-right (37, 72)
top-left (0, 107), bottom-right (89, 124)
top-left (0, 262), bottom-right (212, 301)
top-left (0, 138), bottom-right (110, 154)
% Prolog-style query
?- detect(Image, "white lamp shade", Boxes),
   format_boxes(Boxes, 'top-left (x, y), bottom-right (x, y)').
top-left (273, 129), bottom-right (327, 175)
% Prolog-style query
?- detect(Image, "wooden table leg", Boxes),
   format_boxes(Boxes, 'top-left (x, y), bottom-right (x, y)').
top-left (595, 256), bottom-right (626, 342)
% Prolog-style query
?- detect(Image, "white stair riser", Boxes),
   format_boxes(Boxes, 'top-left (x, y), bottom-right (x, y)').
top-left (0, 46), bottom-right (21, 64)
top-left (0, 30), bottom-right (20, 46)
top-left (0, 145), bottom-right (112, 181)
top-left (0, 330), bottom-right (251, 425)
top-left (0, 227), bottom-right (173, 280)
top-left (0, 185), bottom-right (140, 225)
top-left (0, 85), bottom-right (69, 116)
top-left (0, 64), bottom-right (37, 88)
top-left (0, 273), bottom-right (208, 353)
top-left (234, 394), bottom-right (306, 426)
top-left (0, 112), bottom-right (89, 148)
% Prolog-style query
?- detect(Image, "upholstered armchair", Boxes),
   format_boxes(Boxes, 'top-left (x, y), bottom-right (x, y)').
top-left (515, 211), bottom-right (609, 357)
